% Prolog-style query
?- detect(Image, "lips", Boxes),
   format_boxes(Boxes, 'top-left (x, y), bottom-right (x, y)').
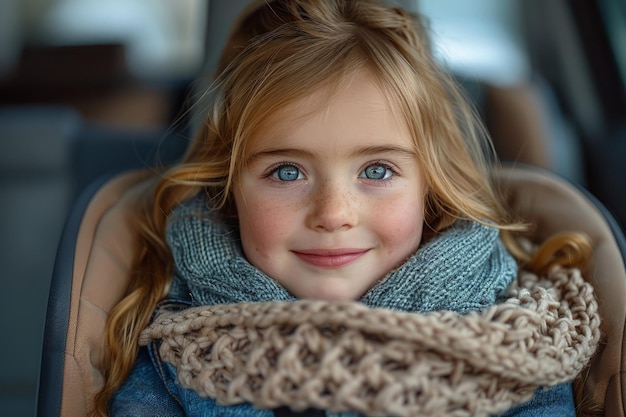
top-left (292, 249), bottom-right (369, 268)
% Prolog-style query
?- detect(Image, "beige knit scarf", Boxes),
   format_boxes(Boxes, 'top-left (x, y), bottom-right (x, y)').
top-left (139, 265), bottom-right (600, 417)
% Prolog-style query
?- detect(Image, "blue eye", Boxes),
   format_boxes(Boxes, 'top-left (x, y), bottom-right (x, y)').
top-left (360, 163), bottom-right (393, 180)
top-left (273, 165), bottom-right (302, 181)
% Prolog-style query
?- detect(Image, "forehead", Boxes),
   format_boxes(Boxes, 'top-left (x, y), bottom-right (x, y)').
top-left (247, 71), bottom-right (412, 151)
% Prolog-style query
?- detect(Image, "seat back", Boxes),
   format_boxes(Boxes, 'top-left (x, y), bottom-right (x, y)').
top-left (36, 171), bottom-right (150, 416)
top-left (496, 166), bottom-right (626, 416)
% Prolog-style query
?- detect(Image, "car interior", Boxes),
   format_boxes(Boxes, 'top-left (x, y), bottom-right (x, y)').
top-left (1, 0), bottom-right (625, 416)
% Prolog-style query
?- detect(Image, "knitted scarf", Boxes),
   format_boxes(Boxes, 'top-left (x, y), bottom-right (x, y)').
top-left (140, 195), bottom-right (601, 417)
top-left (165, 195), bottom-right (517, 313)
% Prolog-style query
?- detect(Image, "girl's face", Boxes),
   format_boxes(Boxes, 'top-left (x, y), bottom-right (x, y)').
top-left (233, 72), bottom-right (425, 300)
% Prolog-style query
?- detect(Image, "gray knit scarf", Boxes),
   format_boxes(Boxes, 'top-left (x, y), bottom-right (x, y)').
top-left (166, 194), bottom-right (518, 314)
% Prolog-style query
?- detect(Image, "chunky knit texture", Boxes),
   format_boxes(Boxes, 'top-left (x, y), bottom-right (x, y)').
top-left (166, 195), bottom-right (517, 313)
top-left (140, 266), bottom-right (600, 417)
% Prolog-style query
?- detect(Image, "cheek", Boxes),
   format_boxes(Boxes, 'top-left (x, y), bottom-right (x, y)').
top-left (372, 194), bottom-right (424, 249)
top-left (237, 197), bottom-right (294, 254)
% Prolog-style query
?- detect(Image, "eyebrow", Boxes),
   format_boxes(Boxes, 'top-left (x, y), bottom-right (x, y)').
top-left (246, 148), bottom-right (316, 163)
top-left (246, 144), bottom-right (417, 163)
top-left (351, 145), bottom-right (417, 159)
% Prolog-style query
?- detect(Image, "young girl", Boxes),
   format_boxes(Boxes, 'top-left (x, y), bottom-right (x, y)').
top-left (95, 1), bottom-right (600, 416)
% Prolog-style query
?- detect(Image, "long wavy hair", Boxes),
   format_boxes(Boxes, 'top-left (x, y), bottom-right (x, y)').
top-left (93, 1), bottom-right (591, 415)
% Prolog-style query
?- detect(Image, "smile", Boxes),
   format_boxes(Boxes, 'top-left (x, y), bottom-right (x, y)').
top-left (292, 249), bottom-right (369, 268)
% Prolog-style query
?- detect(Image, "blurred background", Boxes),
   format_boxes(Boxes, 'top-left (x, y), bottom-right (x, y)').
top-left (1, 1), bottom-right (206, 415)
top-left (1, 0), bottom-right (625, 415)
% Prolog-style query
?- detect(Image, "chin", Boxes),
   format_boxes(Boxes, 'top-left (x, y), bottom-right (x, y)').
top-left (290, 280), bottom-right (370, 302)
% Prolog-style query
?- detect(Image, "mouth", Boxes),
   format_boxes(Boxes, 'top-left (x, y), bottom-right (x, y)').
top-left (292, 248), bottom-right (369, 268)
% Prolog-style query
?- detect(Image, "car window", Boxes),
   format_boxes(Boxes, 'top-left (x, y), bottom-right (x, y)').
top-left (419, 0), bottom-right (527, 87)
top-left (37, 0), bottom-right (207, 81)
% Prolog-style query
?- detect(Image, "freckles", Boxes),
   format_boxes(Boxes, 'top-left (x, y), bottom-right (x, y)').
top-left (373, 194), bottom-right (423, 236)
top-left (292, 194), bottom-right (311, 211)
top-left (246, 197), bottom-right (298, 244)
top-left (316, 190), bottom-right (358, 208)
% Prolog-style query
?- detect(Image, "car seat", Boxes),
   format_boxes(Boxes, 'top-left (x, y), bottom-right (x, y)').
top-left (495, 166), bottom-right (626, 417)
top-left (35, 164), bottom-right (626, 417)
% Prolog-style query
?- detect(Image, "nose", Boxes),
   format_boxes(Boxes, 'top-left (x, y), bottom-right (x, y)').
top-left (306, 179), bottom-right (359, 232)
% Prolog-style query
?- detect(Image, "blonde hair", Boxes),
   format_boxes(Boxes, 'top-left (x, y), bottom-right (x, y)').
top-left (93, 1), bottom-right (591, 415)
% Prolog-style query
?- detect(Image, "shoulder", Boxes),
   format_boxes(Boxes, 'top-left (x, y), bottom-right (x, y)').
top-left (110, 346), bottom-right (184, 416)
top-left (499, 384), bottom-right (576, 417)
